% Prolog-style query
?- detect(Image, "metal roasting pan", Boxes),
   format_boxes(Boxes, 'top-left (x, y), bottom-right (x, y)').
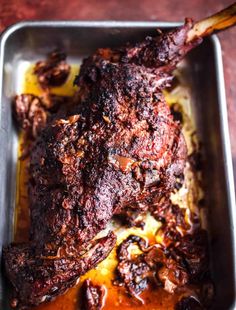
top-left (0, 21), bottom-right (235, 310)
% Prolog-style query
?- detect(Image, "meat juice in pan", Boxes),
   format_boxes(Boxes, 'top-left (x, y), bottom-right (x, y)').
top-left (13, 58), bottom-right (210, 310)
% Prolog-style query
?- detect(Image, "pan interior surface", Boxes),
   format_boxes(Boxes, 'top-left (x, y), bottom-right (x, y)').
top-left (0, 22), bottom-right (235, 310)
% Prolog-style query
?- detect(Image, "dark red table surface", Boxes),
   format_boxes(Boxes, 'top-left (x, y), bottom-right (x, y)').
top-left (1, 0), bottom-right (236, 183)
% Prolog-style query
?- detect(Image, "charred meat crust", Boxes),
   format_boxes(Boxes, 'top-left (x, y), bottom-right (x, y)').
top-left (4, 20), bottom-right (205, 308)
top-left (13, 94), bottom-right (48, 138)
top-left (3, 232), bottom-right (116, 309)
top-left (34, 51), bottom-right (71, 89)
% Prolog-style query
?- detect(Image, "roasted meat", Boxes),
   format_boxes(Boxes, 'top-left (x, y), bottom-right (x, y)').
top-left (114, 235), bottom-right (151, 296)
top-left (114, 229), bottom-right (209, 298)
top-left (13, 93), bottom-right (74, 139)
top-left (29, 21), bottom-right (199, 248)
top-left (34, 51), bottom-right (71, 89)
top-left (13, 94), bottom-right (48, 138)
top-left (3, 232), bottom-right (115, 309)
top-left (4, 3), bottom-right (236, 307)
top-left (4, 20), bottom-right (203, 309)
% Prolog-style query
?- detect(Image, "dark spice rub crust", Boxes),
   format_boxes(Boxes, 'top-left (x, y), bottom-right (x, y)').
top-left (29, 21), bottom-right (198, 248)
top-left (4, 20), bottom-right (203, 308)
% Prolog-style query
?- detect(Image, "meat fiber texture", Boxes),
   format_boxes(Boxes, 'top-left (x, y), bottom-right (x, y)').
top-left (3, 20), bottom-right (202, 309)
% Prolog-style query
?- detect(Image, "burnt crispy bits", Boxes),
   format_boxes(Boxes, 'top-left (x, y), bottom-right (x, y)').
top-left (151, 199), bottom-right (186, 227)
top-left (3, 232), bottom-right (116, 309)
top-left (115, 235), bottom-right (151, 296)
top-left (171, 229), bottom-right (209, 283)
top-left (13, 94), bottom-right (48, 138)
top-left (175, 296), bottom-right (203, 310)
top-left (151, 200), bottom-right (191, 248)
top-left (34, 51), bottom-right (70, 89)
top-left (117, 235), bottom-right (148, 260)
top-left (143, 246), bottom-right (189, 294)
top-left (114, 235), bottom-right (188, 297)
top-left (13, 93), bottom-right (73, 139)
top-left (156, 256), bottom-right (189, 293)
top-left (115, 230), bottom-right (210, 298)
top-left (116, 255), bottom-right (151, 296)
top-left (81, 279), bottom-right (106, 310)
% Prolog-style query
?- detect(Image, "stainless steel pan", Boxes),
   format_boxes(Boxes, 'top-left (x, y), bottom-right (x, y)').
top-left (0, 21), bottom-right (235, 309)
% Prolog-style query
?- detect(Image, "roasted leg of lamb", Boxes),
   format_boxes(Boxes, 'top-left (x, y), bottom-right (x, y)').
top-left (3, 3), bottom-right (236, 309)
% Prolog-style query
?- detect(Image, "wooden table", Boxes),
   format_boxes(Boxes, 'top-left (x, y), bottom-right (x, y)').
top-left (1, 0), bottom-right (236, 183)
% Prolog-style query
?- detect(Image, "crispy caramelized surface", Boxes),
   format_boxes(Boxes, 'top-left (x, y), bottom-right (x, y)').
top-left (34, 51), bottom-right (71, 89)
top-left (13, 93), bottom-right (73, 139)
top-left (29, 22), bottom-right (197, 249)
top-left (3, 233), bottom-right (115, 309)
top-left (114, 229), bottom-right (209, 299)
top-left (3, 20), bottom-right (206, 309)
top-left (13, 94), bottom-right (48, 139)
